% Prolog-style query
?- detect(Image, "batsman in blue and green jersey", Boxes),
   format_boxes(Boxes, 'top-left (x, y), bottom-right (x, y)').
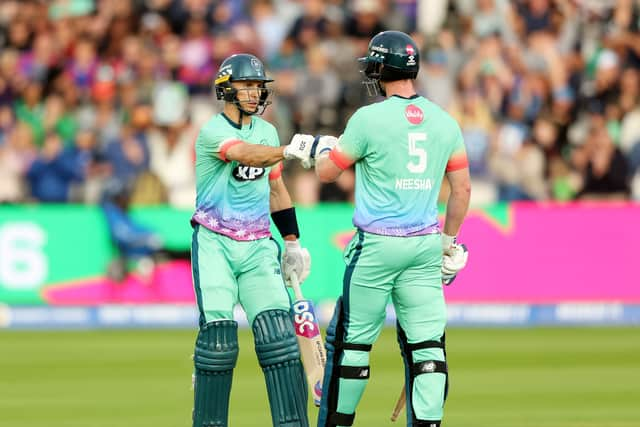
top-left (190, 53), bottom-right (317, 427)
top-left (302, 32), bottom-right (472, 427)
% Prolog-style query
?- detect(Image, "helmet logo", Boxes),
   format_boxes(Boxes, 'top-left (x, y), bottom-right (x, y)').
top-left (251, 58), bottom-right (261, 71)
top-left (405, 104), bottom-right (424, 125)
top-left (406, 44), bottom-right (417, 66)
top-left (371, 45), bottom-right (389, 54)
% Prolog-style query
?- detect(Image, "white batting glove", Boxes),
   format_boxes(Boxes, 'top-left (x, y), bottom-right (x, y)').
top-left (441, 234), bottom-right (468, 285)
top-left (282, 240), bottom-right (311, 285)
top-left (302, 135), bottom-right (339, 168)
top-left (283, 134), bottom-right (314, 167)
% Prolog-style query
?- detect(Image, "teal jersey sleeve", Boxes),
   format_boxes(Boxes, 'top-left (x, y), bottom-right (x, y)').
top-left (192, 114), bottom-right (280, 241)
top-left (337, 96), bottom-right (467, 236)
top-left (196, 120), bottom-right (223, 159)
top-left (331, 110), bottom-right (368, 167)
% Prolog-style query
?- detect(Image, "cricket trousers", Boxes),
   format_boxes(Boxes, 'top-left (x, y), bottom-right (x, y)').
top-left (191, 224), bottom-right (291, 325)
top-left (325, 230), bottom-right (447, 425)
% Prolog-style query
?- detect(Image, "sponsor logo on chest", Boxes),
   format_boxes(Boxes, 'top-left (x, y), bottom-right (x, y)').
top-left (233, 165), bottom-right (265, 181)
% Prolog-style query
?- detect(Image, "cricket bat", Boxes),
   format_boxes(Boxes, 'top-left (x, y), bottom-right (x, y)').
top-left (289, 272), bottom-right (327, 407)
top-left (390, 386), bottom-right (406, 422)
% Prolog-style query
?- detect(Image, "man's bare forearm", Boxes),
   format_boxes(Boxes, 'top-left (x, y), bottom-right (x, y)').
top-left (315, 153), bottom-right (342, 183)
top-left (270, 178), bottom-right (293, 213)
top-left (443, 187), bottom-right (470, 236)
top-left (227, 143), bottom-right (286, 167)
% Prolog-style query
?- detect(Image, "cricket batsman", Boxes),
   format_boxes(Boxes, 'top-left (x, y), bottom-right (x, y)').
top-left (190, 53), bottom-right (316, 427)
top-left (291, 31), bottom-right (471, 426)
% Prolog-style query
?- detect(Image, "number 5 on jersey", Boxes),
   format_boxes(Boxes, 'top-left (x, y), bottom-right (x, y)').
top-left (407, 132), bottom-right (427, 173)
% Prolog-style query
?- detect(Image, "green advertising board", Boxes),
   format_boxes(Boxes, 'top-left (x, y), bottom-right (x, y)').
top-left (0, 204), bottom-right (357, 305)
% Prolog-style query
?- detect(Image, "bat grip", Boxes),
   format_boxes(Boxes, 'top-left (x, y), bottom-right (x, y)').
top-left (288, 271), bottom-right (304, 301)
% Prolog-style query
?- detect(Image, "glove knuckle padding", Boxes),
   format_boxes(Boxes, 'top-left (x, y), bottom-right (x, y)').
top-left (192, 320), bottom-right (239, 427)
top-left (397, 324), bottom-right (448, 426)
top-left (253, 309), bottom-right (309, 427)
top-left (317, 136), bottom-right (338, 154)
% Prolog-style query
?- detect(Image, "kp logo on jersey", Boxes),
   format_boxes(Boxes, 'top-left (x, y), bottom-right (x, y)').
top-left (405, 104), bottom-right (424, 125)
top-left (233, 165), bottom-right (265, 181)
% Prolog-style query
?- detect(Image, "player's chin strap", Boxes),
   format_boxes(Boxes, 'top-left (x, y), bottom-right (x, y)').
top-left (318, 297), bottom-right (373, 427)
top-left (253, 309), bottom-right (310, 427)
top-left (230, 100), bottom-right (251, 127)
top-left (397, 323), bottom-right (448, 427)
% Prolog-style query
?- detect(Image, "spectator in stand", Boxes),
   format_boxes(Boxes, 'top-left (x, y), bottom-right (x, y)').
top-left (18, 32), bottom-right (60, 84)
top-left (65, 37), bottom-right (99, 98)
top-left (0, 0), bottom-right (638, 206)
top-left (148, 81), bottom-right (196, 209)
top-left (287, 0), bottom-right (328, 50)
top-left (418, 47), bottom-right (455, 109)
top-left (250, 0), bottom-right (289, 60)
top-left (295, 43), bottom-right (341, 135)
top-left (489, 102), bottom-right (548, 201)
top-left (26, 132), bottom-right (84, 202)
top-left (577, 122), bottom-right (631, 200)
top-left (42, 93), bottom-right (78, 144)
top-left (0, 122), bottom-right (35, 203)
top-left (0, 104), bottom-right (14, 144)
top-left (14, 80), bottom-right (45, 146)
top-left (450, 87), bottom-right (494, 177)
top-left (618, 68), bottom-right (640, 175)
top-left (344, 0), bottom-right (387, 42)
top-left (178, 17), bottom-right (214, 94)
top-left (71, 127), bottom-right (112, 203)
top-left (104, 123), bottom-right (151, 188)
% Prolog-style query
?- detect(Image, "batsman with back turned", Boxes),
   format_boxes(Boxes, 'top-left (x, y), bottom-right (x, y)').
top-left (289, 31), bottom-right (471, 427)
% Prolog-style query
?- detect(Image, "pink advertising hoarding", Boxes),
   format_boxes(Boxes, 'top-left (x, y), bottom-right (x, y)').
top-left (445, 202), bottom-right (640, 303)
top-left (12, 202), bottom-right (640, 307)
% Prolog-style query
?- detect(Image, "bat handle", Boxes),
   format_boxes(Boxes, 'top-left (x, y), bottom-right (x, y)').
top-left (288, 271), bottom-right (304, 301)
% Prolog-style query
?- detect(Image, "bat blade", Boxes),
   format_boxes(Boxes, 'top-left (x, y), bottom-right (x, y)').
top-left (290, 273), bottom-right (327, 407)
top-left (292, 297), bottom-right (326, 406)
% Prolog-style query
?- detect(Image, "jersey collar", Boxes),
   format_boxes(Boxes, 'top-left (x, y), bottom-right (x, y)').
top-left (221, 112), bottom-right (253, 130)
top-left (391, 94), bottom-right (420, 100)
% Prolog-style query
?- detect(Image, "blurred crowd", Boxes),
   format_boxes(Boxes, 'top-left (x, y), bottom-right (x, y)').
top-left (1, 0), bottom-right (640, 209)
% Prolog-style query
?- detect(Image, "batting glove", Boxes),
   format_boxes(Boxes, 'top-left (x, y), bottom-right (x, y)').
top-left (283, 134), bottom-right (314, 167)
top-left (282, 240), bottom-right (311, 284)
top-left (441, 234), bottom-right (468, 285)
top-left (302, 135), bottom-right (339, 168)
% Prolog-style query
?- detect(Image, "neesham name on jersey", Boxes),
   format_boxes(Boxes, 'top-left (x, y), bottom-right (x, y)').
top-left (395, 178), bottom-right (433, 190)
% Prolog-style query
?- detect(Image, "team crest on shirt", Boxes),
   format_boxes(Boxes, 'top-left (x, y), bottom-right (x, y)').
top-left (233, 164), bottom-right (266, 181)
top-left (405, 104), bottom-right (424, 124)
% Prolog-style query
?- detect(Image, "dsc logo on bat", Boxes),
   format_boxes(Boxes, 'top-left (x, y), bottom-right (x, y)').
top-left (293, 301), bottom-right (320, 339)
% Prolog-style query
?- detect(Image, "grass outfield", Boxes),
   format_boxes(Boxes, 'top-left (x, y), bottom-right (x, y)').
top-left (1, 327), bottom-right (639, 427)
